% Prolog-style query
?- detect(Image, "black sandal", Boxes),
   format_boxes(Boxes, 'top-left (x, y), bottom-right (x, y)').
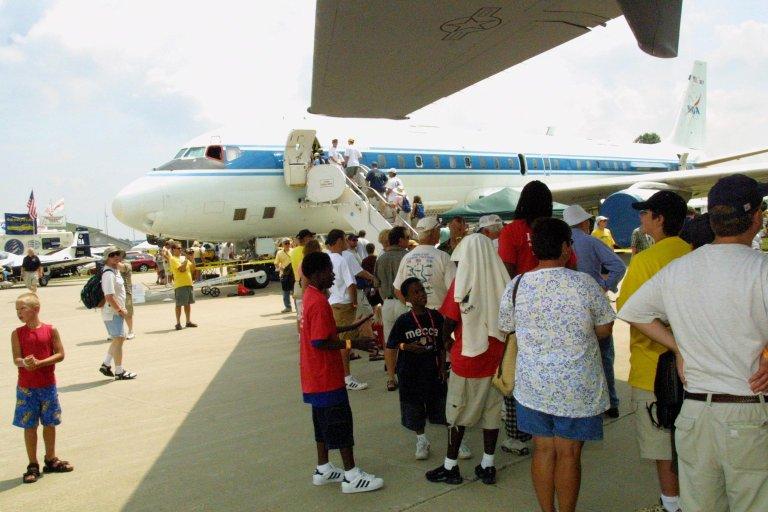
top-left (386, 379), bottom-right (398, 391)
top-left (43, 457), bottom-right (74, 473)
top-left (23, 463), bottom-right (40, 483)
top-left (99, 363), bottom-right (114, 377)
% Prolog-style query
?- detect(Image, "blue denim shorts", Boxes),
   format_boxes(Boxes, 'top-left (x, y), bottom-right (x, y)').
top-left (13, 385), bottom-right (62, 428)
top-left (516, 402), bottom-right (603, 441)
top-left (104, 315), bottom-right (125, 338)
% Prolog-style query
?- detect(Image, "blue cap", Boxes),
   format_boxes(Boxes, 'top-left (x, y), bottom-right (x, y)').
top-left (708, 174), bottom-right (768, 215)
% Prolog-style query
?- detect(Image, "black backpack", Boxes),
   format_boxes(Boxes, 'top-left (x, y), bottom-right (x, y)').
top-left (648, 350), bottom-right (685, 429)
top-left (81, 265), bottom-right (114, 309)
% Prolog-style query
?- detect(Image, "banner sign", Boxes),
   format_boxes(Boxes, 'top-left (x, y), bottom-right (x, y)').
top-left (4, 213), bottom-right (35, 235)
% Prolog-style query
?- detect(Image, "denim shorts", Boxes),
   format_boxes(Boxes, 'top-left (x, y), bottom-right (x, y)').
top-left (104, 315), bottom-right (126, 338)
top-left (13, 385), bottom-right (62, 428)
top-left (516, 402), bottom-right (603, 441)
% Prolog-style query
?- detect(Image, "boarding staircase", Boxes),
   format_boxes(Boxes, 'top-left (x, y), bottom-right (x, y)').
top-left (284, 129), bottom-right (418, 250)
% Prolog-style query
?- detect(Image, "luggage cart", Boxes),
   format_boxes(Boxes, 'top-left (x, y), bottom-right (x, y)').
top-left (195, 269), bottom-right (266, 298)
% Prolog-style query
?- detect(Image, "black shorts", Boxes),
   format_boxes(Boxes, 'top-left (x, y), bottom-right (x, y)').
top-left (398, 365), bottom-right (447, 431)
top-left (312, 401), bottom-right (354, 450)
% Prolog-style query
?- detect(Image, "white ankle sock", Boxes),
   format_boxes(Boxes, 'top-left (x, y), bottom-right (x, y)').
top-left (103, 354), bottom-right (113, 366)
top-left (443, 457), bottom-right (458, 470)
top-left (115, 365), bottom-right (124, 374)
top-left (316, 462), bottom-right (332, 473)
top-left (344, 467), bottom-right (360, 481)
top-left (417, 433), bottom-right (428, 443)
top-left (481, 453), bottom-right (495, 469)
top-left (661, 494), bottom-right (680, 512)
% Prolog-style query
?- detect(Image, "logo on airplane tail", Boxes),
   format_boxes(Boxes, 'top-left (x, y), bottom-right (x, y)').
top-left (441, 7), bottom-right (502, 40)
top-left (686, 95), bottom-right (702, 115)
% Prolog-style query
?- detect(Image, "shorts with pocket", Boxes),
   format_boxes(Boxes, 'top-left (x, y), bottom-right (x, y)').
top-left (312, 400), bottom-right (354, 450)
top-left (515, 402), bottom-right (603, 441)
top-left (13, 385), bottom-right (62, 428)
top-left (174, 285), bottom-right (195, 307)
top-left (446, 372), bottom-right (502, 430)
top-left (631, 386), bottom-right (673, 460)
top-left (104, 314), bottom-right (126, 338)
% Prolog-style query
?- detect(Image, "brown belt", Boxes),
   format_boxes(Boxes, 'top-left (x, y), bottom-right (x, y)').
top-left (684, 392), bottom-right (764, 404)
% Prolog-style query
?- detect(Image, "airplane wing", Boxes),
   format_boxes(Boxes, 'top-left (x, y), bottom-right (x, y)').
top-left (309, 0), bottom-right (681, 119)
top-left (548, 163), bottom-right (768, 208)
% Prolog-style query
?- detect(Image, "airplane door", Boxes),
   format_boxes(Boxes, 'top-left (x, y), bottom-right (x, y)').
top-left (284, 129), bottom-right (316, 187)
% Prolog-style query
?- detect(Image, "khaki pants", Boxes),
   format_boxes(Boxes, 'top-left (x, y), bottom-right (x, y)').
top-left (675, 397), bottom-right (768, 512)
top-left (22, 271), bottom-right (39, 291)
top-left (382, 298), bottom-right (409, 343)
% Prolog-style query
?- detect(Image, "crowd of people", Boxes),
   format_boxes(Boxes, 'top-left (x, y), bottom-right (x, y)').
top-left (10, 174), bottom-right (768, 510)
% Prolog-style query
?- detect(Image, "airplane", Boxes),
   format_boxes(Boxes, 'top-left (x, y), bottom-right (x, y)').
top-left (0, 229), bottom-right (95, 286)
top-left (112, 60), bottom-right (768, 248)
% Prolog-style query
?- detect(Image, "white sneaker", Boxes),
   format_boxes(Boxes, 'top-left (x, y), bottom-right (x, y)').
top-left (341, 469), bottom-right (384, 494)
top-left (458, 441), bottom-right (472, 459)
top-left (126, 332), bottom-right (135, 340)
top-left (312, 464), bottom-right (344, 486)
top-left (501, 437), bottom-right (530, 455)
top-left (415, 437), bottom-right (430, 460)
top-left (345, 376), bottom-right (369, 391)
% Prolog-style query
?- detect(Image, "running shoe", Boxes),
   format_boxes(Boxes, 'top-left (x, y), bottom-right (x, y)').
top-left (345, 376), bottom-right (368, 391)
top-left (312, 464), bottom-right (344, 486)
top-left (474, 464), bottom-right (496, 485)
top-left (425, 464), bottom-right (462, 484)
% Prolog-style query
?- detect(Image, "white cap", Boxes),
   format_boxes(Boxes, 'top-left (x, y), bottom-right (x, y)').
top-left (416, 216), bottom-right (440, 233)
top-left (563, 205), bottom-right (592, 227)
top-left (596, 215), bottom-right (609, 222)
top-left (477, 214), bottom-right (503, 229)
top-left (388, 168), bottom-right (397, 174)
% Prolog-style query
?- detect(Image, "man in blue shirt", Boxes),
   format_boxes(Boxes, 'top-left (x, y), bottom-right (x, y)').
top-left (564, 205), bottom-right (626, 418)
top-left (365, 162), bottom-right (388, 196)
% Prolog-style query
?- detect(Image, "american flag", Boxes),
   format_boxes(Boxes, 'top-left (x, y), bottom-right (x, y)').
top-left (27, 190), bottom-right (37, 220)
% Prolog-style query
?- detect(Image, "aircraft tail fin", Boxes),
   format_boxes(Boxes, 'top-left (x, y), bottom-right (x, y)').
top-left (74, 227), bottom-right (92, 257)
top-left (670, 61), bottom-right (707, 149)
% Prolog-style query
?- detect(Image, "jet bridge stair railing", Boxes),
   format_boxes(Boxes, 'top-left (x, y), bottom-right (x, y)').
top-left (303, 163), bottom-right (418, 251)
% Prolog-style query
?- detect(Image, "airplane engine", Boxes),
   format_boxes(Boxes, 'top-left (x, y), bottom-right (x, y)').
top-left (599, 183), bottom-right (691, 248)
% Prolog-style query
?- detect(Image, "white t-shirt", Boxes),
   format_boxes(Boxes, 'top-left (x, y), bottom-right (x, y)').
top-left (356, 238), bottom-right (370, 260)
top-left (498, 268), bottom-right (614, 417)
top-left (345, 146), bottom-right (362, 167)
top-left (393, 245), bottom-right (456, 308)
top-left (618, 243), bottom-right (768, 395)
top-left (328, 252), bottom-right (356, 305)
top-left (328, 146), bottom-right (342, 164)
top-left (385, 176), bottom-right (404, 202)
top-left (342, 249), bottom-right (363, 274)
top-left (101, 267), bottom-right (126, 321)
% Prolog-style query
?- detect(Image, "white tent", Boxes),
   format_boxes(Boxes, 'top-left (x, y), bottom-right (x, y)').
top-left (130, 240), bottom-right (159, 253)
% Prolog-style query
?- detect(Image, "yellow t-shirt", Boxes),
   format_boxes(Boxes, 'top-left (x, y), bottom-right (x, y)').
top-left (617, 236), bottom-right (691, 391)
top-left (274, 249), bottom-right (292, 274)
top-left (289, 246), bottom-right (304, 280)
top-left (169, 255), bottom-right (193, 288)
top-left (591, 227), bottom-right (616, 248)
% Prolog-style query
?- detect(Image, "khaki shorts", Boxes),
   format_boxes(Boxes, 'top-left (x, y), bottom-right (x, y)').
top-left (332, 303), bottom-right (359, 340)
top-left (446, 372), bottom-right (502, 430)
top-left (630, 386), bottom-right (672, 460)
top-left (675, 398), bottom-right (768, 512)
top-left (174, 285), bottom-right (195, 307)
top-left (125, 294), bottom-right (134, 317)
top-left (23, 271), bottom-right (39, 290)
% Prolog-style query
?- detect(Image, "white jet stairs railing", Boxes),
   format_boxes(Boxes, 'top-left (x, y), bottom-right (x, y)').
top-left (303, 163), bottom-right (418, 251)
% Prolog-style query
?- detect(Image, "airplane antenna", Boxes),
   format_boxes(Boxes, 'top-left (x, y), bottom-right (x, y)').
top-left (104, 204), bottom-right (109, 236)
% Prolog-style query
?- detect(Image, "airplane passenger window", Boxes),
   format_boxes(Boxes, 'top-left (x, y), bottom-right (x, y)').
top-left (184, 147), bottom-right (205, 158)
top-left (432, 155), bottom-right (440, 168)
top-left (529, 159), bottom-right (538, 170)
top-left (479, 156), bottom-right (487, 168)
top-left (174, 148), bottom-right (187, 159)
top-left (494, 158), bottom-right (500, 169)
top-left (552, 159), bottom-right (560, 170)
top-left (263, 207), bottom-right (275, 219)
top-left (585, 160), bottom-right (591, 170)
top-left (507, 158), bottom-right (515, 169)
top-left (378, 154), bottom-right (387, 168)
top-left (464, 157), bottom-right (472, 169)
top-left (233, 208), bottom-right (247, 221)
top-left (414, 155), bottom-right (423, 168)
top-left (576, 160), bottom-right (582, 170)
top-left (449, 156), bottom-right (456, 169)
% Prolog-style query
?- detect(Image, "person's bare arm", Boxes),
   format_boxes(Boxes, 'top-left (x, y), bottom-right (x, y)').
top-left (348, 284), bottom-right (357, 307)
top-left (105, 294), bottom-right (126, 317)
top-left (385, 348), bottom-right (398, 381)
top-left (11, 330), bottom-right (25, 368)
top-left (595, 321), bottom-right (614, 339)
top-left (748, 347), bottom-right (768, 393)
top-left (443, 317), bottom-right (457, 351)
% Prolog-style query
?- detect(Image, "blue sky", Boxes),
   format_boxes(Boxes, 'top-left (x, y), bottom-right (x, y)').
top-left (1, 1), bottom-right (766, 239)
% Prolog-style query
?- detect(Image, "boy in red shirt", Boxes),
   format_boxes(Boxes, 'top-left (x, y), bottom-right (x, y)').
top-left (300, 252), bottom-right (384, 494)
top-left (11, 293), bottom-right (73, 484)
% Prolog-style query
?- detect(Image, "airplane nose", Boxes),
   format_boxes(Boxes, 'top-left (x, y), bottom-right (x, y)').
top-left (112, 176), bottom-right (159, 233)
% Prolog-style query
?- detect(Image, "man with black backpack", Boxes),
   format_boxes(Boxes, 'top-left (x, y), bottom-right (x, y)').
top-left (620, 175), bottom-right (768, 512)
top-left (97, 246), bottom-right (137, 380)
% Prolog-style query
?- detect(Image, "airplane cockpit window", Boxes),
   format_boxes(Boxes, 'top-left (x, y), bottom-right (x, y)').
top-left (174, 148), bottom-right (188, 158)
top-left (184, 147), bottom-right (205, 158)
top-left (205, 145), bottom-right (224, 161)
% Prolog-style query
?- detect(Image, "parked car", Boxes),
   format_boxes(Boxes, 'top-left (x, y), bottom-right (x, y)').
top-left (125, 252), bottom-right (157, 272)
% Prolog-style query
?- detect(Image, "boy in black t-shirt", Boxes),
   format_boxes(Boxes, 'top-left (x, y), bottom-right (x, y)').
top-left (386, 277), bottom-right (447, 461)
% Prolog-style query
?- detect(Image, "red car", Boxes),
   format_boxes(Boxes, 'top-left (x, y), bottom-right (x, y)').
top-left (125, 252), bottom-right (158, 272)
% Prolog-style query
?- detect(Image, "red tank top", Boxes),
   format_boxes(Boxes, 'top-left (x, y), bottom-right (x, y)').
top-left (17, 324), bottom-right (57, 388)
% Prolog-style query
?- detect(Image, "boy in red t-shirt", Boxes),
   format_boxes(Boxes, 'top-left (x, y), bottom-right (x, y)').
top-left (299, 252), bottom-right (384, 494)
top-left (11, 293), bottom-right (73, 484)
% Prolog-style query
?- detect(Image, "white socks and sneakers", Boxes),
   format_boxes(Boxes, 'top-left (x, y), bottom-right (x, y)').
top-left (313, 464), bottom-right (383, 493)
top-left (345, 375), bottom-right (368, 391)
top-left (415, 434), bottom-right (430, 460)
top-left (660, 494), bottom-right (681, 512)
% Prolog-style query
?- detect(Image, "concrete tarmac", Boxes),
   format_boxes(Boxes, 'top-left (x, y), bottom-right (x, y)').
top-left (0, 273), bottom-right (661, 511)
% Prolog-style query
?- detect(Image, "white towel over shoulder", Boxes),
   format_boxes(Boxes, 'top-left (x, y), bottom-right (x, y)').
top-left (451, 233), bottom-right (510, 357)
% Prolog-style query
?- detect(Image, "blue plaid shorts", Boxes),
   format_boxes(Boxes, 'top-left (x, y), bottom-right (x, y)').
top-left (13, 385), bottom-right (62, 428)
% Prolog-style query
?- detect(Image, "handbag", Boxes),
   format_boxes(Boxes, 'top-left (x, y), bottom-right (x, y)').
top-left (648, 350), bottom-right (685, 429)
top-left (492, 273), bottom-right (524, 396)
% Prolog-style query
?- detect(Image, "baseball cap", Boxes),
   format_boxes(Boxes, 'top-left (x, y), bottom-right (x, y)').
top-left (708, 174), bottom-right (768, 215)
top-left (477, 214), bottom-right (503, 230)
top-left (416, 216), bottom-right (440, 233)
top-left (388, 168), bottom-right (397, 175)
top-left (595, 215), bottom-right (609, 222)
top-left (296, 229), bottom-right (315, 239)
top-left (563, 205), bottom-right (592, 227)
top-left (631, 191), bottom-right (687, 219)
top-left (280, 237), bottom-right (291, 244)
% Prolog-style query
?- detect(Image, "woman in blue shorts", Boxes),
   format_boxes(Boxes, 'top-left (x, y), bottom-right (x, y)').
top-left (498, 218), bottom-right (615, 512)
